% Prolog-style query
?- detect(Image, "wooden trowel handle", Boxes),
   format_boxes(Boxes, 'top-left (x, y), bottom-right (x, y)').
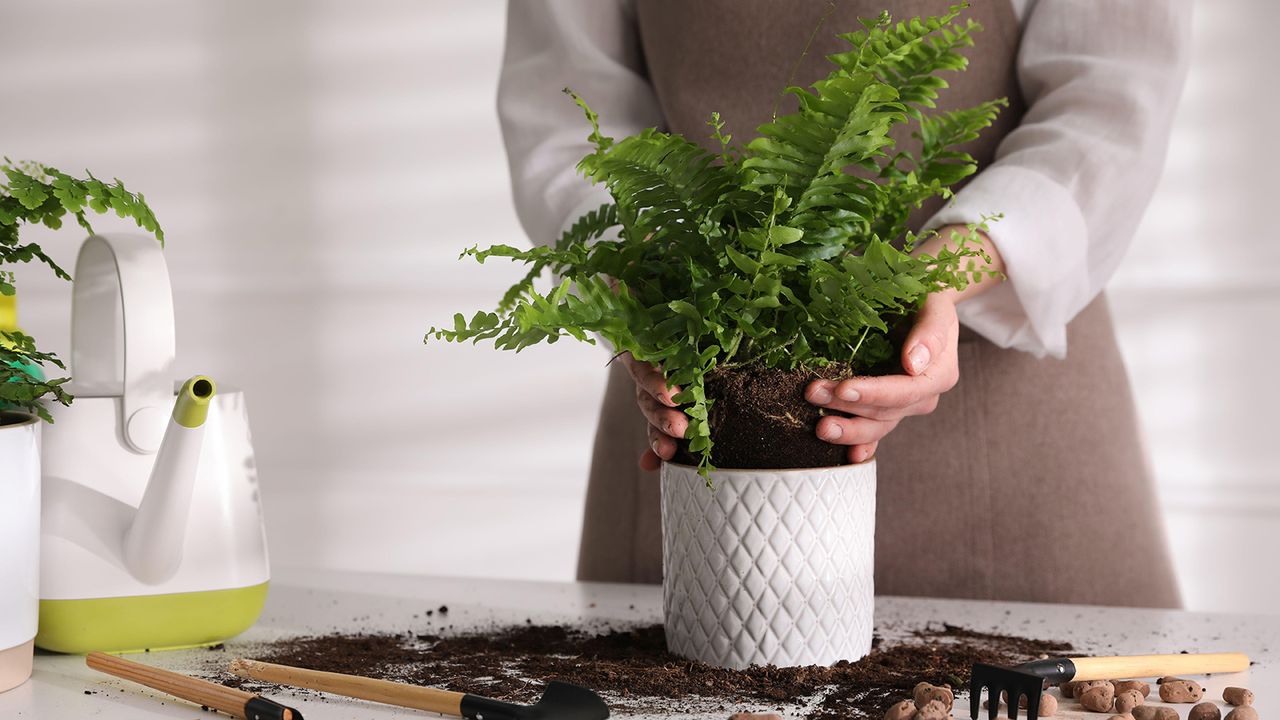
top-left (1071, 652), bottom-right (1249, 681)
top-left (230, 658), bottom-right (463, 717)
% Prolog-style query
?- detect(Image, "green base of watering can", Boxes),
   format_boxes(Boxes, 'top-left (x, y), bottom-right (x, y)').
top-left (34, 582), bottom-right (268, 654)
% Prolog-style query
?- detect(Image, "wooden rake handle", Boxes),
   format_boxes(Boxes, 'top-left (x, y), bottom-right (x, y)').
top-left (230, 657), bottom-right (465, 717)
top-left (88, 652), bottom-right (297, 720)
top-left (1071, 652), bottom-right (1249, 681)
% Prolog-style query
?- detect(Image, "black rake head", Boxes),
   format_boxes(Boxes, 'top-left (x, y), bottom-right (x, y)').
top-left (969, 663), bottom-right (1045, 720)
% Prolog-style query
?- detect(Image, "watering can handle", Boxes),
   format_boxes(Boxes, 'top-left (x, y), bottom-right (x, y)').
top-left (71, 234), bottom-right (175, 454)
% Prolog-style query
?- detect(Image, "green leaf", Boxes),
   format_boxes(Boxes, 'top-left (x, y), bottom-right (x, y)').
top-left (668, 300), bottom-right (702, 321)
top-left (768, 226), bottom-right (804, 245)
top-left (760, 251), bottom-right (804, 267)
top-left (739, 229), bottom-right (768, 251)
top-left (725, 246), bottom-right (761, 274)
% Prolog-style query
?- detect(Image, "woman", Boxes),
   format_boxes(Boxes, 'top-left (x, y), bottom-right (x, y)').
top-left (498, 0), bottom-right (1190, 607)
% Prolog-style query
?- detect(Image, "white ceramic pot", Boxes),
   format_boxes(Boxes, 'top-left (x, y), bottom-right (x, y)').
top-left (0, 411), bottom-right (40, 692)
top-left (661, 460), bottom-right (876, 669)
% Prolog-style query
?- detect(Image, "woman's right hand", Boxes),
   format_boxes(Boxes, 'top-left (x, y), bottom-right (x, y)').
top-left (621, 352), bottom-right (687, 471)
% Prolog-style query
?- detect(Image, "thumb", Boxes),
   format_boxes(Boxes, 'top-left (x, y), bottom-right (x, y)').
top-left (902, 294), bottom-right (956, 376)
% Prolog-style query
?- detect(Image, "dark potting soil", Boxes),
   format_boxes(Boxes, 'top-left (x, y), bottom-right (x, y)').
top-left (676, 363), bottom-right (854, 469)
top-left (214, 622), bottom-right (1070, 719)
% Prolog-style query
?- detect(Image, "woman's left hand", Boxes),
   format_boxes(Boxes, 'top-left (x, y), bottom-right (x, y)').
top-left (804, 291), bottom-right (961, 464)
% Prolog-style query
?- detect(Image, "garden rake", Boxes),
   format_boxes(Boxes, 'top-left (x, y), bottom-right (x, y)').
top-left (970, 652), bottom-right (1249, 720)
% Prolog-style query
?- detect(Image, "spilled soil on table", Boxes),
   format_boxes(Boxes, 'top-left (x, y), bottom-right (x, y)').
top-left (211, 622), bottom-right (1070, 719)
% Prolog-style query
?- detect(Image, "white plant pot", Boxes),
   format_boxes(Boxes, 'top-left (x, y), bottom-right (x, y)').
top-left (0, 412), bottom-right (40, 692)
top-left (661, 460), bottom-right (876, 669)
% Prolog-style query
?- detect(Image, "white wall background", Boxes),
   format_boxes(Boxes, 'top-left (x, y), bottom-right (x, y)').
top-left (2, 1), bottom-right (1275, 613)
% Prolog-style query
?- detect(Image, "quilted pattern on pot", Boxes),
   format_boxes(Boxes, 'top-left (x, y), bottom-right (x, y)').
top-left (661, 462), bottom-right (876, 670)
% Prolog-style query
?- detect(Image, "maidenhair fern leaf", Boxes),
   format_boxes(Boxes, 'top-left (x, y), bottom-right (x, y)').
top-left (0, 160), bottom-right (164, 421)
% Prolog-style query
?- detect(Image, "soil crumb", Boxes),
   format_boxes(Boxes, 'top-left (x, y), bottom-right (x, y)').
top-left (213, 622), bottom-right (1069, 719)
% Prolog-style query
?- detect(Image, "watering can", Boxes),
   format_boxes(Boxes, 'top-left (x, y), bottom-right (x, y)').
top-left (36, 234), bottom-right (270, 653)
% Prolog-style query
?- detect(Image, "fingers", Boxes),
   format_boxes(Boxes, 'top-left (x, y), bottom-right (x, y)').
top-left (806, 377), bottom-right (947, 420)
top-left (624, 353), bottom-right (685, 471)
top-left (848, 441), bottom-right (877, 464)
top-left (647, 423), bottom-right (678, 461)
top-left (803, 297), bottom-right (959, 417)
top-left (815, 415), bottom-right (900, 446)
top-left (623, 353), bottom-right (681, 407)
top-left (639, 448), bottom-right (662, 472)
top-left (901, 293), bottom-right (958, 377)
top-left (637, 388), bottom-right (689, 439)
top-left (840, 368), bottom-right (958, 409)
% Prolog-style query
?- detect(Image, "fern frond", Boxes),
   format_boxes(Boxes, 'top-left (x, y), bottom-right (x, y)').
top-left (915, 98), bottom-right (1007, 184)
top-left (564, 88), bottom-right (613, 153)
top-left (831, 5), bottom-right (979, 118)
top-left (490, 204), bottom-right (620, 313)
top-left (582, 130), bottom-right (736, 246)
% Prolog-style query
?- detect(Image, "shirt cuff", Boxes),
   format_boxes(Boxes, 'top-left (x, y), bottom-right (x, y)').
top-left (923, 165), bottom-right (1091, 359)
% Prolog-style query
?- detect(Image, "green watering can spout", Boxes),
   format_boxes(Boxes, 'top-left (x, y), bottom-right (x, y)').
top-left (173, 376), bottom-right (216, 428)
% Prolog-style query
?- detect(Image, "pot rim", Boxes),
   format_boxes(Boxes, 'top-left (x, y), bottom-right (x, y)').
top-left (0, 410), bottom-right (40, 429)
top-left (662, 457), bottom-right (875, 476)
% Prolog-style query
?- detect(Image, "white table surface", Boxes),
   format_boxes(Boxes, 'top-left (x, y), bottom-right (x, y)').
top-left (3, 567), bottom-right (1276, 719)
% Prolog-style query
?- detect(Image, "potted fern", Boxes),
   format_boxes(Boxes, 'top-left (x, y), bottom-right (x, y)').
top-left (0, 160), bottom-right (161, 690)
top-left (430, 8), bottom-right (1001, 668)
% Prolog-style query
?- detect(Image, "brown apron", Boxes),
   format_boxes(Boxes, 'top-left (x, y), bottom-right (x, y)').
top-left (577, 0), bottom-right (1181, 608)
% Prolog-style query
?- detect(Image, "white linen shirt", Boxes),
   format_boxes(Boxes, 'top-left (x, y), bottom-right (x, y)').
top-left (496, 0), bottom-right (1192, 357)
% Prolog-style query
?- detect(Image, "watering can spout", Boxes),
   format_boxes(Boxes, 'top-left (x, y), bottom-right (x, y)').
top-left (122, 375), bottom-right (216, 584)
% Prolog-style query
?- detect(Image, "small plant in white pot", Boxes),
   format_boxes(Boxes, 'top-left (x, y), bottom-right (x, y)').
top-left (0, 160), bottom-right (161, 689)
top-left (430, 8), bottom-right (1000, 669)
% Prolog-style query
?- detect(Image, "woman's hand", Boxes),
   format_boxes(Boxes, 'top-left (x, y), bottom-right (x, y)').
top-left (629, 294), bottom-right (961, 470)
top-left (622, 353), bottom-right (687, 472)
top-left (804, 292), bottom-right (960, 463)
top-left (803, 223), bottom-right (1004, 463)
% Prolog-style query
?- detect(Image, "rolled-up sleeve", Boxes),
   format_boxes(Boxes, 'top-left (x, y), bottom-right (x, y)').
top-left (925, 0), bottom-right (1193, 357)
top-left (497, 0), bottom-right (664, 248)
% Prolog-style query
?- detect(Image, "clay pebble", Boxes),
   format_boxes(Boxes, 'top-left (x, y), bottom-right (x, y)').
top-left (1076, 680), bottom-right (1115, 700)
top-left (1224, 688), bottom-right (1254, 707)
top-left (914, 683), bottom-right (954, 711)
top-left (1059, 681), bottom-right (1080, 698)
top-left (1226, 708), bottom-right (1259, 720)
top-left (1110, 715), bottom-right (1135, 720)
top-left (1189, 702), bottom-right (1222, 720)
top-left (1132, 706), bottom-right (1179, 720)
top-left (1160, 679), bottom-right (1205, 704)
top-left (1114, 681), bottom-right (1152, 699)
top-left (884, 699), bottom-right (917, 720)
top-left (916, 699), bottom-right (950, 720)
top-left (1115, 689), bottom-right (1145, 713)
top-left (1081, 684), bottom-right (1117, 713)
